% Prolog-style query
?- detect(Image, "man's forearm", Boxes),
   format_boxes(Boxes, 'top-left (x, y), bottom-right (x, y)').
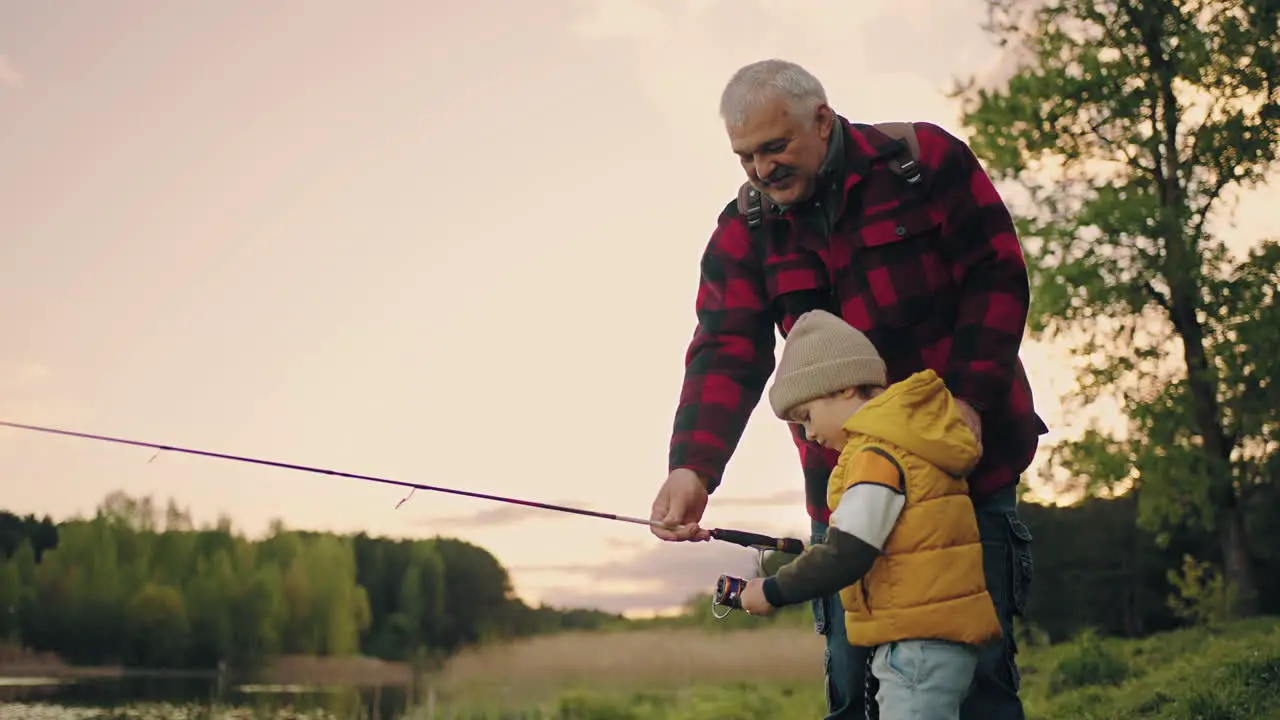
top-left (669, 332), bottom-right (774, 491)
top-left (761, 527), bottom-right (879, 607)
top-left (669, 215), bottom-right (776, 492)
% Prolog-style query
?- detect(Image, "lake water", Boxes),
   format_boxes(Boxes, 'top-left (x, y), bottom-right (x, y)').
top-left (0, 675), bottom-right (416, 720)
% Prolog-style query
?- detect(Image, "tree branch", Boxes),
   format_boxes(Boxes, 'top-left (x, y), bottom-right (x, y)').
top-left (1085, 114), bottom-right (1155, 175)
top-left (1118, 0), bottom-right (1171, 191)
top-left (1144, 280), bottom-right (1172, 312)
top-left (1089, 9), bottom-right (1159, 178)
top-left (1191, 169), bottom-right (1236, 240)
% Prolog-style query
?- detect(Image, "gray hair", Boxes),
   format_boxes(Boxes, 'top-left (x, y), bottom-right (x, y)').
top-left (718, 59), bottom-right (828, 129)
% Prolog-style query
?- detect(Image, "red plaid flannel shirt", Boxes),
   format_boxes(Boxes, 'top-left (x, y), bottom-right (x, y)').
top-left (669, 117), bottom-right (1048, 523)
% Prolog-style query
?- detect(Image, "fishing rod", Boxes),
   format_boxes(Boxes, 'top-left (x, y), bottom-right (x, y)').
top-left (0, 419), bottom-right (805, 555)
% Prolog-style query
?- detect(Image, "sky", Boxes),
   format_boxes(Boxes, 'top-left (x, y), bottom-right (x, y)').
top-left (2, 0), bottom-right (1277, 616)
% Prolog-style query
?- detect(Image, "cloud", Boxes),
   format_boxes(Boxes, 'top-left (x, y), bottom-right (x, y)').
top-left (604, 535), bottom-right (644, 550)
top-left (417, 500), bottom-right (595, 530)
top-left (536, 585), bottom-right (698, 615)
top-left (0, 55), bottom-right (24, 89)
top-left (523, 535), bottom-right (767, 613)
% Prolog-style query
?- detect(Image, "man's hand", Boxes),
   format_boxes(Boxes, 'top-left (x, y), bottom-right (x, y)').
top-left (954, 398), bottom-right (984, 458)
top-left (649, 468), bottom-right (712, 542)
top-left (740, 578), bottom-right (776, 616)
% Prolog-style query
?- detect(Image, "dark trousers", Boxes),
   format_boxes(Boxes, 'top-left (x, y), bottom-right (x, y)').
top-left (810, 481), bottom-right (1034, 720)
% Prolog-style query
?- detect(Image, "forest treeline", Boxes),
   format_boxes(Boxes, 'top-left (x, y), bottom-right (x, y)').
top-left (0, 491), bottom-right (622, 674)
top-left (5, 481), bottom-right (1280, 679)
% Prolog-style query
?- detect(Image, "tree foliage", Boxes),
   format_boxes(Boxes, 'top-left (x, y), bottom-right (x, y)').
top-left (4, 486), bottom-right (1280, 672)
top-left (0, 492), bottom-right (624, 674)
top-left (955, 0), bottom-right (1280, 615)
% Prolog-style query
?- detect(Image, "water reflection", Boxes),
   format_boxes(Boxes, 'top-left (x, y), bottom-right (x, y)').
top-left (0, 675), bottom-right (413, 719)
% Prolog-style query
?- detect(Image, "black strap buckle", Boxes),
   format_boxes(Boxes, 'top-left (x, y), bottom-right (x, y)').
top-left (746, 188), bottom-right (764, 228)
top-left (897, 158), bottom-right (923, 185)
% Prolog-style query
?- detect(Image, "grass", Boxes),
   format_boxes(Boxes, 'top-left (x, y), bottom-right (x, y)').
top-left (1018, 616), bottom-right (1280, 720)
top-left (5, 616), bottom-right (1278, 718)
top-left (431, 625), bottom-right (827, 715)
top-left (417, 616), bottom-right (1280, 719)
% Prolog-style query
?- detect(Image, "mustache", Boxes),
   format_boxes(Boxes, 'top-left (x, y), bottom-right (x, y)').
top-left (761, 167), bottom-right (794, 185)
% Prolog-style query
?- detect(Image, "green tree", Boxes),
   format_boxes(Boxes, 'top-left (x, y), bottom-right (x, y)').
top-left (1017, 494), bottom-right (1218, 639)
top-left (2, 491), bottom-right (646, 670)
top-left (0, 512), bottom-right (58, 561)
top-left (431, 538), bottom-right (516, 650)
top-left (184, 547), bottom-right (239, 666)
top-left (300, 534), bottom-right (370, 656)
top-left (226, 554), bottom-right (287, 673)
top-left (12, 539), bottom-right (36, 586)
top-left (955, 0), bottom-right (1280, 616)
top-left (0, 558), bottom-right (20, 641)
top-left (125, 583), bottom-right (190, 667)
top-left (398, 541), bottom-right (446, 657)
top-left (49, 519), bottom-right (129, 663)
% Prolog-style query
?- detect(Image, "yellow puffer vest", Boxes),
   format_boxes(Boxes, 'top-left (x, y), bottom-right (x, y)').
top-left (827, 370), bottom-right (1003, 648)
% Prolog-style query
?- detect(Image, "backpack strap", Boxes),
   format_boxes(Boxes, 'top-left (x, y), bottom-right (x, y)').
top-left (732, 121), bottom-right (923, 236)
top-left (735, 183), bottom-right (773, 230)
top-left (870, 121), bottom-right (923, 186)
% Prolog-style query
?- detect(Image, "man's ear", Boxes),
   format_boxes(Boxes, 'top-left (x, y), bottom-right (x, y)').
top-left (816, 104), bottom-right (834, 139)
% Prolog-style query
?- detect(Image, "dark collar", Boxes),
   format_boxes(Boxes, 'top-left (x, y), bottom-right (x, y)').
top-left (816, 116), bottom-right (846, 187)
top-left (774, 115), bottom-right (847, 218)
top-left (812, 118), bottom-right (846, 216)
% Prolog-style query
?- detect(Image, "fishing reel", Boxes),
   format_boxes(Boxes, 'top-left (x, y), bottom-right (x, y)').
top-left (711, 574), bottom-right (747, 619)
top-left (706, 528), bottom-right (805, 620)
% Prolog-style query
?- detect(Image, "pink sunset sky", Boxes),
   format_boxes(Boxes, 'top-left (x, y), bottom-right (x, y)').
top-left (2, 0), bottom-right (1277, 616)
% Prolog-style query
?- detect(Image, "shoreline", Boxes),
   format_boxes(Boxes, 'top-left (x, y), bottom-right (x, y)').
top-left (0, 650), bottom-right (415, 688)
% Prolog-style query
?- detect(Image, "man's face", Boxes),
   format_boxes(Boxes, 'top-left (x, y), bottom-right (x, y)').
top-left (727, 97), bottom-right (834, 207)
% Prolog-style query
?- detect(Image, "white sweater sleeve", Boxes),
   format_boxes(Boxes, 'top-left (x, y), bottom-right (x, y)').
top-left (827, 483), bottom-right (905, 551)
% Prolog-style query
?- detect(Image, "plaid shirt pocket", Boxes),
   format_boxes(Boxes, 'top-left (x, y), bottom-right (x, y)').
top-left (844, 210), bottom-right (958, 337)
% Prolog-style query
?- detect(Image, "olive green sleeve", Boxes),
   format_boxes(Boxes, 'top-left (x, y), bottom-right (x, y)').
top-left (761, 526), bottom-right (879, 607)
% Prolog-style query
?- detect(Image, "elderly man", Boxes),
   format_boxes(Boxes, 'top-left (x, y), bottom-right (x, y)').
top-left (649, 59), bottom-right (1048, 720)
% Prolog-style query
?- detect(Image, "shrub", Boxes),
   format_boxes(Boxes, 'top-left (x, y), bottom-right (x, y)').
top-left (1166, 555), bottom-right (1237, 629)
top-left (1047, 628), bottom-right (1131, 695)
top-left (553, 690), bottom-right (645, 720)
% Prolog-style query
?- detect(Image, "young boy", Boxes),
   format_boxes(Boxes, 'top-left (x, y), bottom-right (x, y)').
top-left (738, 309), bottom-right (1002, 720)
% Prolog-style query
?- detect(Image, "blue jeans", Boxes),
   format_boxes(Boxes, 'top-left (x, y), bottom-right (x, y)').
top-left (873, 639), bottom-right (980, 720)
top-left (811, 481), bottom-right (1033, 720)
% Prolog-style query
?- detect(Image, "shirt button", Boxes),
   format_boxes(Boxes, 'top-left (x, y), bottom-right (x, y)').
top-left (895, 225), bottom-right (907, 236)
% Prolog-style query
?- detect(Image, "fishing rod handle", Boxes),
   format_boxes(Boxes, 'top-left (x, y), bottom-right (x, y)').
top-left (710, 528), bottom-right (805, 555)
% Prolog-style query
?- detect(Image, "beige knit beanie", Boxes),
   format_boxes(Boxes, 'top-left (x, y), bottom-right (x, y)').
top-left (768, 310), bottom-right (887, 419)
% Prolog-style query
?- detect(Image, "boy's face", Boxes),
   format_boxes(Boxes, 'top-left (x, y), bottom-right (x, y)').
top-left (788, 388), bottom-right (868, 450)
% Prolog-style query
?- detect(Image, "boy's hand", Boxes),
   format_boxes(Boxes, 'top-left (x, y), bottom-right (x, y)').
top-left (954, 398), bottom-right (984, 458)
top-left (740, 579), bottom-right (776, 616)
